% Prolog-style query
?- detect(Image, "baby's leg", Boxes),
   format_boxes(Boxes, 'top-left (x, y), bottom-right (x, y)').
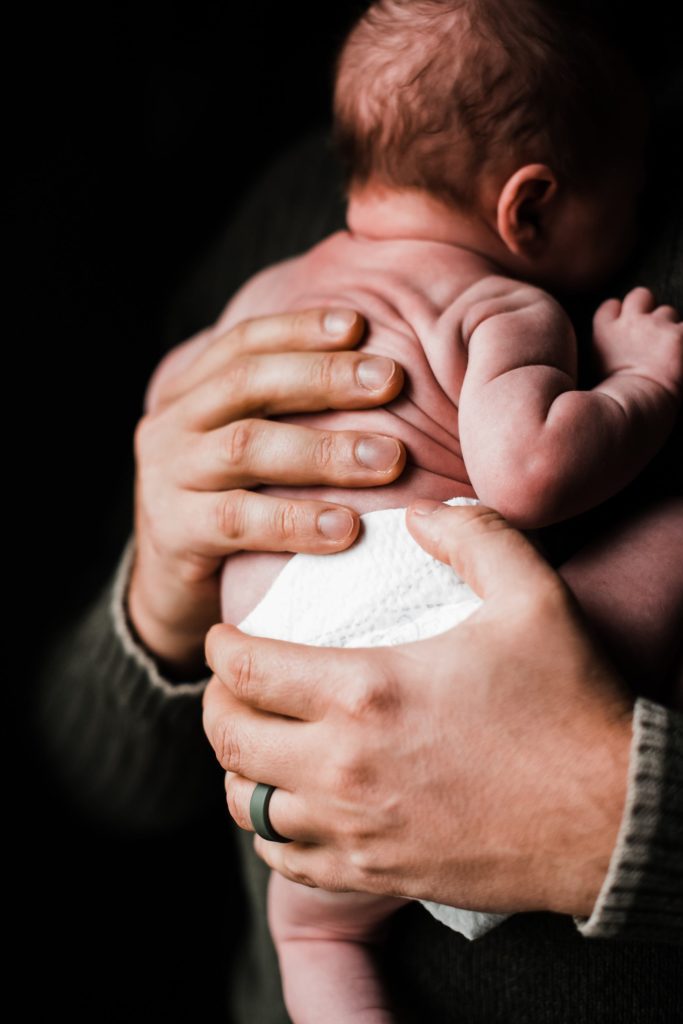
top-left (268, 869), bottom-right (411, 1023)
top-left (559, 497), bottom-right (683, 707)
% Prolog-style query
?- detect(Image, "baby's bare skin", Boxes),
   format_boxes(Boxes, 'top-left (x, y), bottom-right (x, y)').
top-left (210, 225), bottom-right (681, 625)
top-left (145, 181), bottom-right (681, 1024)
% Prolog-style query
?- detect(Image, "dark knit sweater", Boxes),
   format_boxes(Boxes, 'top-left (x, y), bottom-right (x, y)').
top-left (30, 127), bottom-right (683, 1022)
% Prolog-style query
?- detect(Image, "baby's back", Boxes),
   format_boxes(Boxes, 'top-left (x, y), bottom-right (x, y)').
top-left (209, 230), bottom-right (501, 622)
top-left (145, 229), bottom-right (502, 623)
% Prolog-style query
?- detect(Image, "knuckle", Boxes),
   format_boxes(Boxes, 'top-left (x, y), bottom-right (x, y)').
top-left (348, 845), bottom-right (379, 878)
top-left (229, 643), bottom-right (258, 703)
top-left (214, 717), bottom-right (242, 774)
top-left (175, 549), bottom-right (212, 586)
top-left (272, 500), bottom-right (300, 542)
top-left (222, 418), bottom-right (257, 469)
top-left (313, 431), bottom-right (336, 470)
top-left (328, 753), bottom-right (371, 802)
top-left (341, 670), bottom-right (396, 722)
top-left (215, 489), bottom-right (248, 542)
top-left (308, 354), bottom-right (336, 393)
top-left (289, 865), bottom-right (318, 889)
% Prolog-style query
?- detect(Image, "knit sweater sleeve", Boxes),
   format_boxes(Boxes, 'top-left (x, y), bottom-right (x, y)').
top-left (574, 698), bottom-right (683, 943)
top-left (30, 532), bottom-right (223, 834)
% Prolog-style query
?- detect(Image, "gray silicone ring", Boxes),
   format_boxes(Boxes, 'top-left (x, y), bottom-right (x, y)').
top-left (250, 783), bottom-right (292, 843)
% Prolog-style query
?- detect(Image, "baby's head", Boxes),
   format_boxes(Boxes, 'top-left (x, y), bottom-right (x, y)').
top-left (333, 0), bottom-right (647, 291)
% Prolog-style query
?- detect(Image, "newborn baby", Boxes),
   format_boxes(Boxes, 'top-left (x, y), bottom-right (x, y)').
top-left (144, 1), bottom-right (682, 1020)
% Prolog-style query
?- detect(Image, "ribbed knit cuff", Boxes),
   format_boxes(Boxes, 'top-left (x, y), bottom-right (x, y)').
top-left (575, 697), bottom-right (683, 943)
top-left (109, 533), bottom-right (212, 702)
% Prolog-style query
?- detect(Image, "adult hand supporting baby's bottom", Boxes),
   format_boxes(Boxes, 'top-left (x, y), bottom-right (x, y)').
top-left (202, 502), bottom-right (633, 919)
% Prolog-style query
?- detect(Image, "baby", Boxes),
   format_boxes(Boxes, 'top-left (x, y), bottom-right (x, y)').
top-left (143, 1), bottom-right (682, 1021)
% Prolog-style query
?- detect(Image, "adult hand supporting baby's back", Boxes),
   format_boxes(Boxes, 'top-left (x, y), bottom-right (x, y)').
top-left (127, 308), bottom-right (405, 678)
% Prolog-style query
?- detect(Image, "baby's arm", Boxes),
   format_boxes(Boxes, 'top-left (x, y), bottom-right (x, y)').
top-left (458, 281), bottom-right (682, 529)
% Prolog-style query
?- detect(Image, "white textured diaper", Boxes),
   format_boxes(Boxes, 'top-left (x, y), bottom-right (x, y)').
top-left (237, 496), bottom-right (509, 941)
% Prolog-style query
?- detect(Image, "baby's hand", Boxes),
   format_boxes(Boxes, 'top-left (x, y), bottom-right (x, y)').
top-left (592, 286), bottom-right (683, 402)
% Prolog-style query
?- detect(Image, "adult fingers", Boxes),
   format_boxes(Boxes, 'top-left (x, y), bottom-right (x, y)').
top-left (180, 419), bottom-right (405, 490)
top-left (176, 350), bottom-right (404, 432)
top-left (405, 501), bottom-right (559, 604)
top-left (218, 307), bottom-right (365, 355)
top-left (254, 835), bottom-right (346, 892)
top-left (201, 676), bottom-right (314, 788)
top-left (184, 489), bottom-right (362, 557)
top-left (223, 773), bottom-right (321, 844)
top-left (154, 308), bottom-right (365, 410)
top-left (204, 623), bottom-right (386, 721)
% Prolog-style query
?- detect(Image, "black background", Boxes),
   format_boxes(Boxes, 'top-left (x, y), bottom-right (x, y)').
top-left (14, 4), bottom-right (363, 1020)
top-left (12, 3), bottom-right (682, 1021)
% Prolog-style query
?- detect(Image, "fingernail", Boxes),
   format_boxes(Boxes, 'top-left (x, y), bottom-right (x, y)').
top-left (355, 436), bottom-right (401, 471)
top-left (410, 499), bottom-right (442, 516)
top-left (318, 509), bottom-right (355, 540)
top-left (324, 309), bottom-right (357, 336)
top-left (356, 356), bottom-right (395, 390)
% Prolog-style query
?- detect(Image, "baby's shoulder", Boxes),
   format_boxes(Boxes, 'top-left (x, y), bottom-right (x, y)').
top-left (451, 273), bottom-right (567, 342)
top-left (215, 230), bottom-right (358, 331)
top-left (456, 271), bottom-right (556, 311)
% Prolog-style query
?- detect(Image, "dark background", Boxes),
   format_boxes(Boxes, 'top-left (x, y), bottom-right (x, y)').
top-left (14, 4), bottom-right (363, 1020)
top-left (12, 3), bottom-right (681, 1021)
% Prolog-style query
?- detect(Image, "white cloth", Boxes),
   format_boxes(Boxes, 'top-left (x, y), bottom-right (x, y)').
top-left (237, 496), bottom-right (509, 941)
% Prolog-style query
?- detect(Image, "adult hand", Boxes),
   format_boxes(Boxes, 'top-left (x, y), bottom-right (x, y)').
top-left (203, 502), bottom-right (633, 918)
top-left (128, 309), bottom-right (405, 676)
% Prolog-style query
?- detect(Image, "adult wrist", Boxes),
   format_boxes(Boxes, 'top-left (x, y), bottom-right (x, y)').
top-left (544, 700), bottom-right (633, 920)
top-left (124, 588), bottom-right (209, 682)
top-left (117, 535), bottom-right (211, 686)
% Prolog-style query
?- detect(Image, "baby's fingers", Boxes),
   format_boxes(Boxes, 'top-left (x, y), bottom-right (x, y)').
top-left (622, 286), bottom-right (656, 315)
top-left (652, 304), bottom-right (680, 323)
top-left (593, 297), bottom-right (621, 325)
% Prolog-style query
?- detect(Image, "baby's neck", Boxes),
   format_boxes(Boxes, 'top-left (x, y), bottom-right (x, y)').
top-left (347, 185), bottom-right (516, 273)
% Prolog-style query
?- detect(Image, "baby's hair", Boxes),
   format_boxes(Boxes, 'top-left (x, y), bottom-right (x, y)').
top-left (333, 0), bottom-right (644, 209)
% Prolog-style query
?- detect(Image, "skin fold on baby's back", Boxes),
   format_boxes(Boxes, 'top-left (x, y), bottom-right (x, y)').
top-left (214, 230), bottom-right (500, 624)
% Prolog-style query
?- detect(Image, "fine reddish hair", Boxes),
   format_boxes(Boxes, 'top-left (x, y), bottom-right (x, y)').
top-left (333, 0), bottom-right (644, 209)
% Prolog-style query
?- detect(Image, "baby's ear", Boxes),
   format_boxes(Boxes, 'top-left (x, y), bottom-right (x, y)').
top-left (496, 164), bottom-right (558, 257)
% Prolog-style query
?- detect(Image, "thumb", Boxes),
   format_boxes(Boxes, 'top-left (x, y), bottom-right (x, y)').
top-left (405, 500), bottom-right (556, 603)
